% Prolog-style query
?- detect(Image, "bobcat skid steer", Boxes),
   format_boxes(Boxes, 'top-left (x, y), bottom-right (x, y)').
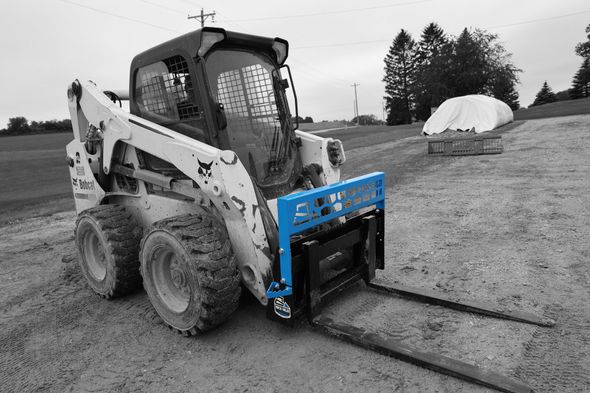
top-left (66, 28), bottom-right (552, 393)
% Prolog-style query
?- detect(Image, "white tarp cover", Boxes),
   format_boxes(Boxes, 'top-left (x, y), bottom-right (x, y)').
top-left (422, 95), bottom-right (513, 135)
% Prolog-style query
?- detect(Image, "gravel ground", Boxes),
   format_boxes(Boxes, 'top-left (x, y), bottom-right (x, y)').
top-left (1, 115), bottom-right (589, 392)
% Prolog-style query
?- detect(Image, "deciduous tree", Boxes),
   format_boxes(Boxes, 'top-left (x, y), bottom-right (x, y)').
top-left (6, 117), bottom-right (30, 134)
top-left (571, 24), bottom-right (590, 99)
top-left (574, 23), bottom-right (590, 59)
top-left (384, 24), bottom-right (521, 122)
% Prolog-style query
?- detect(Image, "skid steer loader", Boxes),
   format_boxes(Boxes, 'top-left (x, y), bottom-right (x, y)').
top-left (66, 27), bottom-right (553, 393)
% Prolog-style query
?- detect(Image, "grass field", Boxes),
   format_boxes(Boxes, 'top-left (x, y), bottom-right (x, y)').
top-left (0, 125), bottom-right (424, 215)
top-left (514, 97), bottom-right (590, 120)
top-left (0, 95), bottom-right (586, 215)
top-left (298, 121), bottom-right (351, 131)
top-left (0, 133), bottom-right (73, 212)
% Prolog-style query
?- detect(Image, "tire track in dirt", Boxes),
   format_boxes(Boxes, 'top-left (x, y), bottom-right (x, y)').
top-left (515, 305), bottom-right (590, 392)
top-left (0, 256), bottom-right (165, 393)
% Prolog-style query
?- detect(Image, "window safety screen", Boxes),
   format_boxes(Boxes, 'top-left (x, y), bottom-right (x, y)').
top-left (206, 50), bottom-right (297, 189)
top-left (135, 55), bottom-right (200, 122)
top-left (217, 64), bottom-right (279, 137)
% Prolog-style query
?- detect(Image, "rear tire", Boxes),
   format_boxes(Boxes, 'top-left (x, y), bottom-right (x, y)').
top-left (139, 213), bottom-right (241, 335)
top-left (75, 205), bottom-right (142, 299)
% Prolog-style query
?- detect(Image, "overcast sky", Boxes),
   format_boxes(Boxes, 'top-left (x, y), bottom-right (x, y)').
top-left (0, 0), bottom-right (588, 128)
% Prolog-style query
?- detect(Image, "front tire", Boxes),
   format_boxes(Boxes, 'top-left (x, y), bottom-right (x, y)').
top-left (75, 205), bottom-right (142, 299)
top-left (139, 214), bottom-right (241, 336)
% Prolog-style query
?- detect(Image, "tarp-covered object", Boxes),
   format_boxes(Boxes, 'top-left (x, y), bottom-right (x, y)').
top-left (422, 95), bottom-right (513, 135)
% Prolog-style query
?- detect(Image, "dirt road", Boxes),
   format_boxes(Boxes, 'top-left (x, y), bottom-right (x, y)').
top-left (1, 115), bottom-right (589, 392)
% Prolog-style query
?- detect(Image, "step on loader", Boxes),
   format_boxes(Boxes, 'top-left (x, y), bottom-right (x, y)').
top-left (65, 28), bottom-right (553, 393)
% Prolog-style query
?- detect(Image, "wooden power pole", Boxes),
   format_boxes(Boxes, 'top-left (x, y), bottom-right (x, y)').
top-left (351, 83), bottom-right (360, 124)
top-left (188, 8), bottom-right (216, 27)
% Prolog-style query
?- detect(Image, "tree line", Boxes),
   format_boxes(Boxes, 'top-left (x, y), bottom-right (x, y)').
top-left (383, 22), bottom-right (521, 125)
top-left (530, 23), bottom-right (590, 107)
top-left (0, 117), bottom-right (72, 137)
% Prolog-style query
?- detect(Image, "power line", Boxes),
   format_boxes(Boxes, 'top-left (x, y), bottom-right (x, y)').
top-left (289, 66), bottom-right (349, 90)
top-left (223, 0), bottom-right (430, 22)
top-left (176, 0), bottom-right (206, 7)
top-left (57, 0), bottom-right (183, 33)
top-left (293, 39), bottom-right (387, 50)
top-left (484, 9), bottom-right (590, 30)
top-left (289, 58), bottom-right (350, 85)
top-left (292, 9), bottom-right (590, 50)
top-left (139, 0), bottom-right (186, 16)
top-left (213, 11), bottom-right (250, 31)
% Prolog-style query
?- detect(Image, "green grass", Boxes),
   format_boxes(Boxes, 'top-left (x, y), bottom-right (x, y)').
top-left (514, 98), bottom-right (590, 120)
top-left (3, 95), bottom-right (586, 216)
top-left (298, 121), bottom-right (352, 131)
top-left (314, 124), bottom-right (423, 150)
top-left (0, 133), bottom-right (74, 212)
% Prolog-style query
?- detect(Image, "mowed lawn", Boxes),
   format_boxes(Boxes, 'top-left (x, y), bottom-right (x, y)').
top-left (0, 96), bottom-right (587, 213)
top-left (514, 97), bottom-right (590, 120)
top-left (0, 133), bottom-right (73, 211)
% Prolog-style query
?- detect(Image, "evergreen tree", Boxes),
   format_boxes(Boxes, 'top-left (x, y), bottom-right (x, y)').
top-left (416, 22), bottom-right (447, 64)
top-left (570, 58), bottom-right (590, 99)
top-left (414, 23), bottom-right (450, 120)
top-left (449, 28), bottom-right (489, 96)
top-left (531, 81), bottom-right (557, 106)
top-left (384, 24), bottom-right (520, 120)
top-left (383, 29), bottom-right (416, 125)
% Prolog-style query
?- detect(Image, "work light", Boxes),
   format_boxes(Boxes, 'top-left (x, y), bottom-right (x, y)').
top-left (198, 29), bottom-right (226, 57)
top-left (272, 39), bottom-right (288, 65)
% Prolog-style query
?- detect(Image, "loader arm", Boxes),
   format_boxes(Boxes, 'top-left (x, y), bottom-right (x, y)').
top-left (67, 80), bottom-right (273, 304)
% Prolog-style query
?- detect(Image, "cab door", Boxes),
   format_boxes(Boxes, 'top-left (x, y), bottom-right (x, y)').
top-left (132, 52), bottom-right (210, 144)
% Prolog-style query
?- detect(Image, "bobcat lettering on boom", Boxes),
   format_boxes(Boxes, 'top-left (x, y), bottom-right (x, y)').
top-left (78, 179), bottom-right (95, 191)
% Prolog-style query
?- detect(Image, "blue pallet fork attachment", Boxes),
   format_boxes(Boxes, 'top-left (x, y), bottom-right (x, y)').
top-left (266, 172), bottom-right (385, 301)
top-left (264, 172), bottom-right (553, 393)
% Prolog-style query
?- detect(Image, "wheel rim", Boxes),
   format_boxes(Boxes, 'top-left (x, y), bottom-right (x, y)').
top-left (151, 245), bottom-right (191, 313)
top-left (83, 229), bottom-right (107, 281)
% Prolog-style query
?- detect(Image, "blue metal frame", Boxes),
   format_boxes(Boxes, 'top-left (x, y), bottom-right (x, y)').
top-left (266, 172), bottom-right (385, 299)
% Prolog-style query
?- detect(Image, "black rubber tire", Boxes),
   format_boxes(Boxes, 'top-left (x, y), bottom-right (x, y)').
top-left (139, 213), bottom-right (241, 336)
top-left (75, 205), bottom-right (142, 299)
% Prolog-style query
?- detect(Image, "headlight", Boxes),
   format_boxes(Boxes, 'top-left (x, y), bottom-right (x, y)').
top-left (327, 140), bottom-right (344, 167)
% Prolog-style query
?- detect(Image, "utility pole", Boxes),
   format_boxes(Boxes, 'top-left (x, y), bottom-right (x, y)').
top-left (188, 8), bottom-right (216, 27)
top-left (351, 83), bottom-right (360, 125)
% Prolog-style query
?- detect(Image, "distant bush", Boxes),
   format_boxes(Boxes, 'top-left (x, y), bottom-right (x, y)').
top-left (352, 114), bottom-right (382, 125)
top-left (292, 115), bottom-right (314, 124)
top-left (0, 117), bottom-right (72, 137)
top-left (554, 88), bottom-right (572, 101)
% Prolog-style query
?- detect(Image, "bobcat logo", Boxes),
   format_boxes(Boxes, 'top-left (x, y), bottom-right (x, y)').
top-left (197, 159), bottom-right (213, 183)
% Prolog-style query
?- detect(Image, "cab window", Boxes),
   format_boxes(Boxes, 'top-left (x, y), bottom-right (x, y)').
top-left (134, 55), bottom-right (203, 134)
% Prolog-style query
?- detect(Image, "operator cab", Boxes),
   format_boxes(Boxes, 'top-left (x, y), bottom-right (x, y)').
top-left (130, 28), bottom-right (302, 199)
